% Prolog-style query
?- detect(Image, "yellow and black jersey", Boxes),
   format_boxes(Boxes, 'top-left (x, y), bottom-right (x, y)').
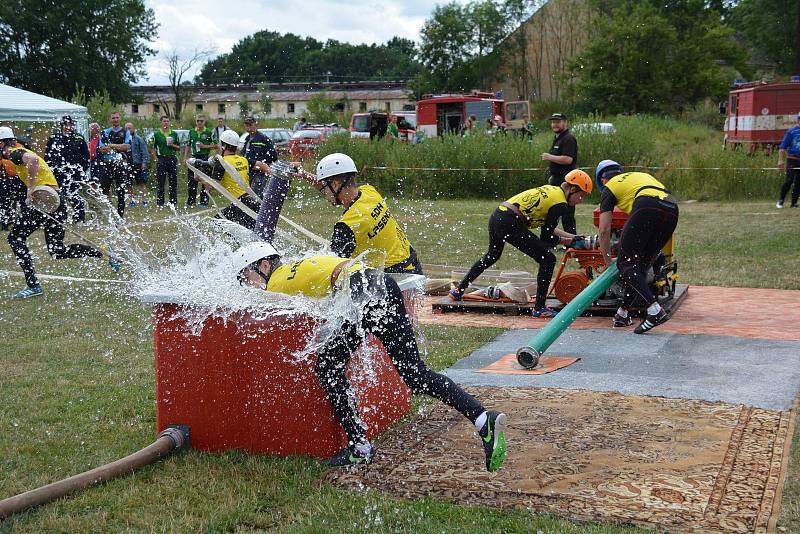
top-left (8, 147), bottom-right (58, 188)
top-left (602, 172), bottom-right (669, 214)
top-left (333, 185), bottom-right (415, 271)
top-left (501, 184), bottom-right (566, 229)
top-left (214, 154), bottom-right (250, 198)
top-left (265, 255), bottom-right (363, 298)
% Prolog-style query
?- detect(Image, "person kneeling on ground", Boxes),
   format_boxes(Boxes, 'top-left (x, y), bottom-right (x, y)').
top-left (187, 129), bottom-right (264, 231)
top-left (450, 169), bottom-right (593, 318)
top-left (231, 242), bottom-right (507, 471)
top-left (302, 153), bottom-right (422, 274)
top-left (595, 159), bottom-right (679, 334)
top-left (0, 127), bottom-right (119, 299)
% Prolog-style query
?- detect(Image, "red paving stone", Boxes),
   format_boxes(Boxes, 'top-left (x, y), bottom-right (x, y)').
top-left (419, 286), bottom-right (800, 341)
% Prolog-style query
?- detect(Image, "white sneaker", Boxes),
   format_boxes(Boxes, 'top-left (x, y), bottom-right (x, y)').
top-left (776, 201), bottom-right (784, 209)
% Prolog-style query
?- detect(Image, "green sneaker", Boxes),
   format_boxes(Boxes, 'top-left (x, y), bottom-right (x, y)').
top-left (479, 411), bottom-right (507, 472)
top-left (324, 443), bottom-right (374, 467)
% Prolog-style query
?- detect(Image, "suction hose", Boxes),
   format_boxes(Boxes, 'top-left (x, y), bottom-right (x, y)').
top-left (517, 262), bottom-right (620, 368)
top-left (0, 426), bottom-right (189, 519)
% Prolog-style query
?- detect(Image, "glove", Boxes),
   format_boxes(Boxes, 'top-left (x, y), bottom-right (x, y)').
top-left (186, 158), bottom-right (197, 166)
top-left (569, 235), bottom-right (588, 250)
top-left (270, 160), bottom-right (299, 182)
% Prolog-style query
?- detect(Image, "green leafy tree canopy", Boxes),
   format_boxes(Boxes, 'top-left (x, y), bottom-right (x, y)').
top-left (567, 0), bottom-right (747, 114)
top-left (0, 0), bottom-right (158, 102)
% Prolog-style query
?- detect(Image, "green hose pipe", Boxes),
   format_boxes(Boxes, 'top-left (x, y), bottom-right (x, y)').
top-left (517, 262), bottom-right (620, 369)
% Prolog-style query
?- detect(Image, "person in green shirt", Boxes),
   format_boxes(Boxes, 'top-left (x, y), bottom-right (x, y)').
top-left (385, 114), bottom-right (399, 142)
top-left (184, 115), bottom-right (215, 207)
top-left (151, 115), bottom-right (180, 206)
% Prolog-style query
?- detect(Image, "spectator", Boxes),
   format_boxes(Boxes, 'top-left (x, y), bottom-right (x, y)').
top-left (541, 112), bottom-right (578, 233)
top-left (88, 122), bottom-right (103, 185)
top-left (212, 116), bottom-right (228, 151)
top-left (0, 149), bottom-right (23, 231)
top-left (463, 114), bottom-right (477, 136)
top-left (242, 116), bottom-right (277, 197)
top-left (385, 114), bottom-right (399, 143)
top-left (292, 116), bottom-right (307, 132)
top-left (151, 115), bottom-right (180, 207)
top-left (492, 114), bottom-right (507, 131)
top-left (44, 115), bottom-right (89, 222)
top-left (185, 115), bottom-right (214, 207)
top-left (97, 111), bottom-right (132, 217)
top-left (126, 122), bottom-right (150, 207)
top-left (776, 112), bottom-right (800, 208)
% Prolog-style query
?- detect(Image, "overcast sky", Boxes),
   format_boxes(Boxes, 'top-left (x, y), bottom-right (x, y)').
top-left (142, 0), bottom-right (460, 85)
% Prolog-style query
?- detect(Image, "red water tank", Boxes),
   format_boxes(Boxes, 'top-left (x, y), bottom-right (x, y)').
top-left (152, 304), bottom-right (411, 458)
top-left (593, 207), bottom-right (629, 229)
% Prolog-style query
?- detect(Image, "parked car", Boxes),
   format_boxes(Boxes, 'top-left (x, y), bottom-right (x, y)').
top-left (349, 112), bottom-right (416, 142)
top-left (288, 128), bottom-right (327, 160)
top-left (258, 128), bottom-right (293, 151)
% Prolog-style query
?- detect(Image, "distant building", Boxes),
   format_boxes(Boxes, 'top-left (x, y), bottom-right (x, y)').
top-left (486, 0), bottom-right (593, 103)
top-left (125, 81), bottom-right (415, 119)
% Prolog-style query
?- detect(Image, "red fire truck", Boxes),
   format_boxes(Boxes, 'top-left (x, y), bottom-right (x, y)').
top-left (724, 80), bottom-right (800, 150)
top-left (416, 91), bottom-right (530, 137)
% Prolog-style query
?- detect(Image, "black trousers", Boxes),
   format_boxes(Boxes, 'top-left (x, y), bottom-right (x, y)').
top-left (314, 271), bottom-right (485, 446)
top-left (0, 177), bottom-right (26, 228)
top-left (156, 156), bottom-right (178, 206)
top-left (617, 196), bottom-right (679, 309)
top-left (186, 166), bottom-right (209, 206)
top-left (8, 200), bottom-right (102, 288)
top-left (457, 207), bottom-right (556, 309)
top-left (249, 171), bottom-right (268, 198)
top-left (778, 161), bottom-right (800, 206)
top-left (221, 195), bottom-right (259, 230)
top-left (100, 161), bottom-right (131, 217)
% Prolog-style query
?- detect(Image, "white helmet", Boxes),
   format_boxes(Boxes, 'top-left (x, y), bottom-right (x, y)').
top-left (220, 129), bottom-right (240, 149)
top-left (0, 126), bottom-right (15, 141)
top-left (231, 241), bottom-right (280, 275)
top-left (316, 153), bottom-right (357, 181)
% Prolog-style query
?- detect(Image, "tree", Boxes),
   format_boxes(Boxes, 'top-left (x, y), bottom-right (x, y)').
top-left (196, 31), bottom-right (421, 85)
top-left (257, 82), bottom-right (272, 116)
top-left (306, 93), bottom-right (338, 124)
top-left (566, 0), bottom-right (747, 114)
top-left (239, 95), bottom-right (253, 119)
top-left (162, 48), bottom-right (214, 118)
top-left (469, 0), bottom-right (509, 88)
top-left (729, 0), bottom-right (800, 75)
top-left (0, 0), bottom-right (157, 101)
top-left (418, 2), bottom-right (476, 92)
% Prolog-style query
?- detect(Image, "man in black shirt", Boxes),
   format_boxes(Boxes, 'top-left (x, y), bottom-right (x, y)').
top-left (242, 116), bottom-right (277, 198)
top-left (45, 116), bottom-right (90, 222)
top-left (541, 112), bottom-right (578, 233)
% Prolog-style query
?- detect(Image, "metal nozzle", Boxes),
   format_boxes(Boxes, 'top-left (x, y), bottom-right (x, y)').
top-left (516, 346), bottom-right (541, 369)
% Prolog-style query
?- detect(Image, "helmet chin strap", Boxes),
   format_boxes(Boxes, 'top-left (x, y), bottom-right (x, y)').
top-left (324, 175), bottom-right (353, 206)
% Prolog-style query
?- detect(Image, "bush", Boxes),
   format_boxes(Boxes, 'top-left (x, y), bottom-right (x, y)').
top-left (316, 114), bottom-right (783, 201)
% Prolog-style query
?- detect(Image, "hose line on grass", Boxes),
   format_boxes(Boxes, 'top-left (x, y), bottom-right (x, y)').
top-left (0, 426), bottom-right (189, 519)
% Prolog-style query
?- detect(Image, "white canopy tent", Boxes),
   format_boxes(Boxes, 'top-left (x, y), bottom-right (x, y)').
top-left (0, 83), bottom-right (89, 136)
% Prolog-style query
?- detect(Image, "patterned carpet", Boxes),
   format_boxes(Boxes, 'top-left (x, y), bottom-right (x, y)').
top-left (325, 387), bottom-right (795, 533)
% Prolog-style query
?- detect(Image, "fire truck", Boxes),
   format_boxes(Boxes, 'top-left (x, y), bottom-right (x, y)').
top-left (416, 91), bottom-right (530, 137)
top-left (723, 80), bottom-right (800, 150)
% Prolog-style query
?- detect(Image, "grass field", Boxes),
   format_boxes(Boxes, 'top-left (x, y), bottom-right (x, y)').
top-left (1, 194), bottom-right (799, 532)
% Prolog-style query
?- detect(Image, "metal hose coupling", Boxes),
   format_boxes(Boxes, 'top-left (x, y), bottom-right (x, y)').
top-left (158, 426), bottom-right (190, 450)
top-left (516, 346), bottom-right (541, 370)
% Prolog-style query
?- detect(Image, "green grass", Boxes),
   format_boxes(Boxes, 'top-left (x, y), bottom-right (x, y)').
top-left (1, 197), bottom-right (798, 532)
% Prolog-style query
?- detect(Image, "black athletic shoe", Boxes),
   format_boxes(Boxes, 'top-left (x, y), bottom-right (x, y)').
top-left (613, 313), bottom-right (634, 327)
top-left (479, 411), bottom-right (507, 472)
top-left (634, 309), bottom-right (671, 334)
top-left (324, 443), bottom-right (374, 467)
